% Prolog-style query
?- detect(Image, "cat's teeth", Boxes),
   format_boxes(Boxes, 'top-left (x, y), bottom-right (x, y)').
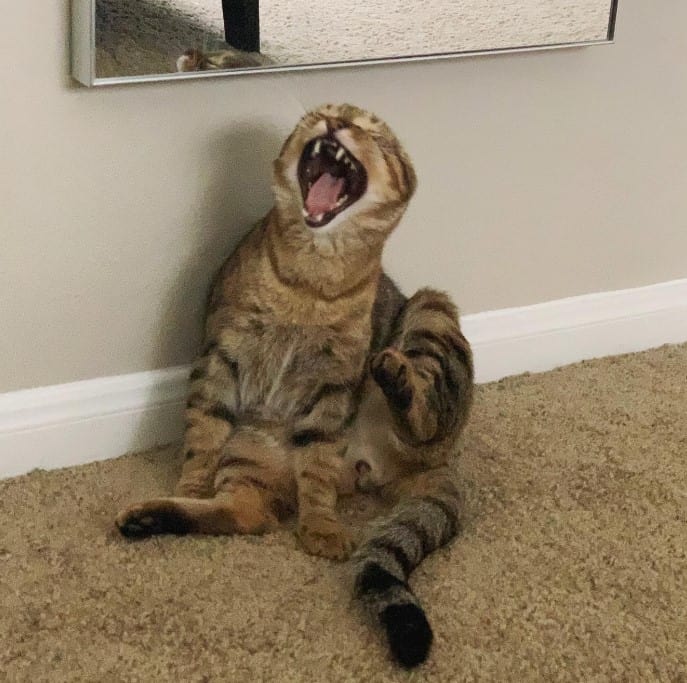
top-left (335, 147), bottom-right (345, 161)
top-left (302, 208), bottom-right (309, 218)
top-left (315, 213), bottom-right (325, 222)
top-left (336, 194), bottom-right (348, 208)
top-left (313, 140), bottom-right (322, 156)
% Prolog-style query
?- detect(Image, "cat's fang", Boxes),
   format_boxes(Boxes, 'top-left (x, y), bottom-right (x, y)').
top-left (335, 147), bottom-right (345, 161)
top-left (313, 140), bottom-right (322, 156)
top-left (302, 208), bottom-right (309, 218)
top-left (336, 195), bottom-right (348, 208)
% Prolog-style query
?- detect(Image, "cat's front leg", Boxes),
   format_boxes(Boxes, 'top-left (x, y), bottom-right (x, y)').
top-left (291, 379), bottom-right (360, 559)
top-left (293, 436), bottom-right (354, 561)
top-left (174, 341), bottom-right (242, 498)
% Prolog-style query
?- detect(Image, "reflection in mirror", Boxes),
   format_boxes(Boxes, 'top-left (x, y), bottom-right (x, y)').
top-left (74, 0), bottom-right (617, 85)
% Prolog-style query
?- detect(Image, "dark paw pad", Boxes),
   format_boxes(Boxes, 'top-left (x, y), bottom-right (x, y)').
top-left (116, 504), bottom-right (194, 539)
top-left (370, 349), bottom-right (413, 411)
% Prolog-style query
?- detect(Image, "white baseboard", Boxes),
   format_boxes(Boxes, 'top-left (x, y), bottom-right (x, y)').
top-left (0, 367), bottom-right (188, 479)
top-left (463, 277), bottom-right (687, 383)
top-left (1, 278), bottom-right (686, 479)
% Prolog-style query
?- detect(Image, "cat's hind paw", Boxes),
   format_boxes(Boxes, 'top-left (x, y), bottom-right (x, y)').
top-left (116, 500), bottom-right (195, 538)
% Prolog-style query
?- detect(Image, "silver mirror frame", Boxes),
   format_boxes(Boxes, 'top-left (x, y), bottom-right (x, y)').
top-left (72, 0), bottom-right (618, 87)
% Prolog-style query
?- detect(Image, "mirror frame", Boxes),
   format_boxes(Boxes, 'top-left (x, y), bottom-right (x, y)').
top-left (72, 0), bottom-right (618, 87)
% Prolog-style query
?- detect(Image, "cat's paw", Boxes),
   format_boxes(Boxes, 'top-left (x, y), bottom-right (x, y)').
top-left (370, 348), bottom-right (413, 411)
top-left (115, 500), bottom-right (194, 538)
top-left (297, 516), bottom-right (355, 561)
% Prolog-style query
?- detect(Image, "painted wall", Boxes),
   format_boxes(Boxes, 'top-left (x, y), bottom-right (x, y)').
top-left (2, 0), bottom-right (686, 392)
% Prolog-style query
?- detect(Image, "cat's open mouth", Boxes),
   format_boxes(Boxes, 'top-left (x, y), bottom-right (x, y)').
top-left (297, 135), bottom-right (368, 228)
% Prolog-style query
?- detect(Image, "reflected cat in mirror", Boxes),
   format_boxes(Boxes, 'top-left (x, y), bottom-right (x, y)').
top-left (115, 103), bottom-right (474, 668)
top-left (176, 47), bottom-right (273, 71)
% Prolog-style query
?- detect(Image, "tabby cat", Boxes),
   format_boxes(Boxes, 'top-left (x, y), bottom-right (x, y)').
top-left (116, 103), bottom-right (474, 668)
top-left (176, 47), bottom-right (272, 72)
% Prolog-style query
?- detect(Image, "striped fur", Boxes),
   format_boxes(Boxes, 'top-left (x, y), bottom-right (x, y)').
top-left (176, 47), bottom-right (271, 72)
top-left (347, 285), bottom-right (473, 667)
top-left (115, 104), bottom-right (473, 668)
top-left (352, 489), bottom-right (459, 668)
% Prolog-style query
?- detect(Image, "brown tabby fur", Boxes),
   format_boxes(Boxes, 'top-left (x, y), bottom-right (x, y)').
top-left (116, 104), bottom-right (474, 667)
top-left (176, 47), bottom-right (271, 72)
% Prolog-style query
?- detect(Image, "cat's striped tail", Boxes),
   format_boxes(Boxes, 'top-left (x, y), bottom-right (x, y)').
top-left (351, 481), bottom-right (460, 668)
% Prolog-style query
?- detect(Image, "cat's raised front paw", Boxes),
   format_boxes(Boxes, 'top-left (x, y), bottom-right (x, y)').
top-left (370, 348), bottom-right (413, 411)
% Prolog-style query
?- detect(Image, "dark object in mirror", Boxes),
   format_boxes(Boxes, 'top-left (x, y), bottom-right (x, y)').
top-left (71, 0), bottom-right (618, 87)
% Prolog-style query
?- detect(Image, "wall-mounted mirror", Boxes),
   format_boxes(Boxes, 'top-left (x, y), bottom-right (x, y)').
top-left (72, 0), bottom-right (618, 86)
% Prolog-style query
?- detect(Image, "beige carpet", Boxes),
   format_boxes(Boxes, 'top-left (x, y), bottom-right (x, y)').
top-left (1, 343), bottom-right (686, 680)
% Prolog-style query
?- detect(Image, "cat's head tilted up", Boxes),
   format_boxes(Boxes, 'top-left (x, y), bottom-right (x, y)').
top-left (273, 104), bottom-right (417, 238)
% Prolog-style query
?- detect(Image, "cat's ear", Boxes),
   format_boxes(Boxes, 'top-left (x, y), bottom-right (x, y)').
top-left (388, 150), bottom-right (417, 202)
top-left (277, 130), bottom-right (297, 159)
top-left (399, 152), bottom-right (417, 200)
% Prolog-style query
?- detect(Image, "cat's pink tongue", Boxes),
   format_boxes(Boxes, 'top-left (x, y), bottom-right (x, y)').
top-left (305, 173), bottom-right (345, 216)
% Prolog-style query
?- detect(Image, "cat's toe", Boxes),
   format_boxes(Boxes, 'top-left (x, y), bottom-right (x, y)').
top-left (370, 348), bottom-right (413, 411)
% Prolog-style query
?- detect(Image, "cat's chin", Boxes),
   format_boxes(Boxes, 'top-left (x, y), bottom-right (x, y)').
top-left (302, 212), bottom-right (348, 236)
top-left (303, 211), bottom-right (340, 229)
top-left (302, 205), bottom-right (353, 231)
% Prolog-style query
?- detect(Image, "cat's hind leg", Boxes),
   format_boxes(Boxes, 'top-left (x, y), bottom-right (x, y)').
top-left (352, 466), bottom-right (461, 668)
top-left (371, 288), bottom-right (473, 448)
top-left (351, 288), bottom-right (473, 666)
top-left (116, 426), bottom-right (295, 538)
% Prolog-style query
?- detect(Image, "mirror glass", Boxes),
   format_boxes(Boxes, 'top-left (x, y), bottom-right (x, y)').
top-left (74, 0), bottom-right (617, 85)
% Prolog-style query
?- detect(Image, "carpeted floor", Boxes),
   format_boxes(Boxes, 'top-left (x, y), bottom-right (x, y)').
top-left (95, 0), bottom-right (611, 78)
top-left (1, 343), bottom-right (686, 680)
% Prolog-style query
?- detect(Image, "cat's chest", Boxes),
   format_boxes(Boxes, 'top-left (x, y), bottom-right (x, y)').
top-left (234, 322), bottom-right (368, 418)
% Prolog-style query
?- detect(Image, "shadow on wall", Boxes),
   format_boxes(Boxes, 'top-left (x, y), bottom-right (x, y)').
top-left (150, 121), bottom-right (284, 375)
